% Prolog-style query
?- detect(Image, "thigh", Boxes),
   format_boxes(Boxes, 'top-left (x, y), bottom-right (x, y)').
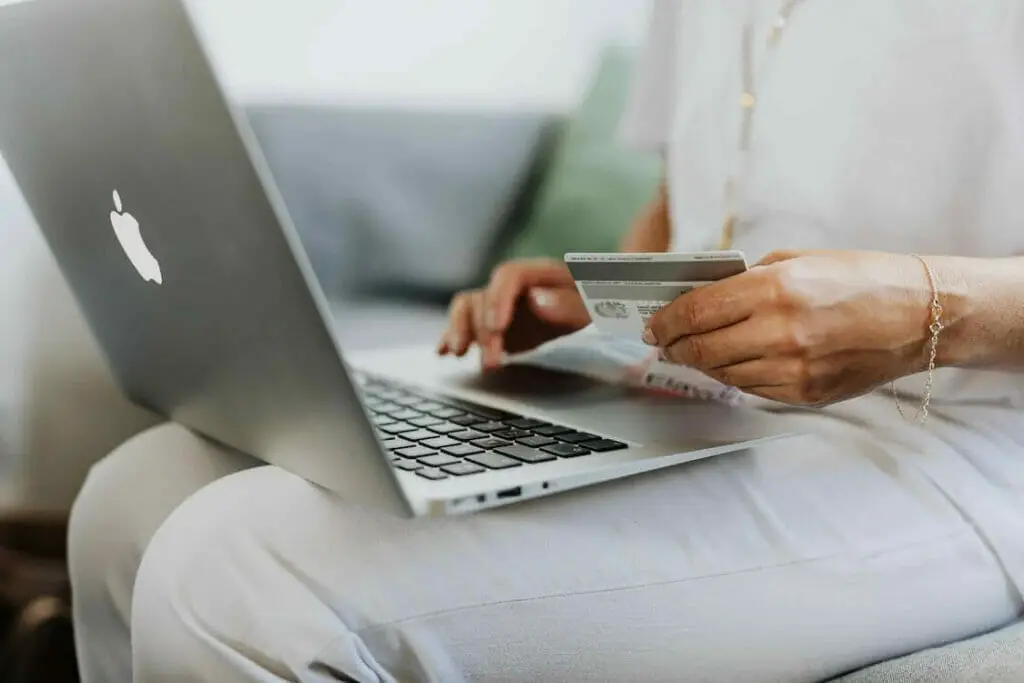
top-left (132, 411), bottom-right (1023, 683)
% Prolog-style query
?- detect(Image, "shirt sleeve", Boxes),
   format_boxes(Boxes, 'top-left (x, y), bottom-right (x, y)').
top-left (619, 0), bottom-right (680, 152)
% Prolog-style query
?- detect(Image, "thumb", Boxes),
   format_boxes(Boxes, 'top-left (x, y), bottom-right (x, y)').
top-left (527, 288), bottom-right (591, 328)
top-left (755, 249), bottom-right (805, 267)
top-left (756, 248), bottom-right (848, 267)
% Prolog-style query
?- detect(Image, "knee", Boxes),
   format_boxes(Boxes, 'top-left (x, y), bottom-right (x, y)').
top-left (68, 423), bottom-right (253, 620)
top-left (130, 467), bottom-right (327, 680)
top-left (68, 424), bottom-right (178, 615)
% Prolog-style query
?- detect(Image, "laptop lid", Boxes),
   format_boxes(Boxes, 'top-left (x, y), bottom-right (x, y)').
top-left (0, 0), bottom-right (412, 516)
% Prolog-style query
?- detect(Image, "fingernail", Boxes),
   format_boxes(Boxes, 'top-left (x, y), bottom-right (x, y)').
top-left (532, 290), bottom-right (554, 308)
top-left (642, 328), bottom-right (657, 345)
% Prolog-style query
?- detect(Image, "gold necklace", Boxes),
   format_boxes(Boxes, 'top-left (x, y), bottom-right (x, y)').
top-left (721, 0), bottom-right (807, 250)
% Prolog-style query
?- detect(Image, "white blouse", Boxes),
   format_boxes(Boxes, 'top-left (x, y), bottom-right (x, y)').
top-left (622, 0), bottom-right (1024, 408)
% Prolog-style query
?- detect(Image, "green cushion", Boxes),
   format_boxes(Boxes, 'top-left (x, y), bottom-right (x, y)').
top-left (499, 47), bottom-right (662, 262)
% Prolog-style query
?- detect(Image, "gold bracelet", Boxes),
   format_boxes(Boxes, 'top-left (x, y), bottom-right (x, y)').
top-left (893, 254), bottom-right (944, 425)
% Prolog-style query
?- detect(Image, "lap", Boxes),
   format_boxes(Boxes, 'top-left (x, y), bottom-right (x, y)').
top-left (130, 399), bottom-right (1024, 683)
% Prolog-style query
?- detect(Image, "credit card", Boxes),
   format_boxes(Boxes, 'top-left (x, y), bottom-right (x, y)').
top-left (564, 251), bottom-right (748, 339)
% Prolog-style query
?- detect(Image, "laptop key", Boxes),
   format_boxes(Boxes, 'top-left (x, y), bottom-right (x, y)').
top-left (517, 435), bottom-right (556, 448)
top-left (450, 430), bottom-right (485, 442)
top-left (391, 409), bottom-right (421, 421)
top-left (580, 439), bottom-right (629, 453)
top-left (556, 431), bottom-right (597, 444)
top-left (394, 396), bottom-right (423, 408)
top-left (442, 462), bottom-right (486, 477)
top-left (474, 421), bottom-right (507, 433)
top-left (503, 418), bottom-right (546, 430)
top-left (466, 452), bottom-right (522, 470)
top-left (444, 400), bottom-right (517, 421)
top-left (378, 423), bottom-right (416, 435)
top-left (420, 454), bottom-right (461, 468)
top-left (373, 402), bottom-right (403, 415)
top-left (494, 428), bottom-right (531, 441)
top-left (414, 401), bottom-right (445, 413)
top-left (381, 438), bottom-right (412, 451)
top-left (430, 407), bottom-right (464, 420)
top-left (442, 443), bottom-right (484, 457)
top-left (372, 415), bottom-right (396, 427)
top-left (403, 429), bottom-right (440, 442)
top-left (428, 423), bottom-right (464, 435)
top-left (395, 446), bottom-right (438, 459)
top-left (472, 437), bottom-right (511, 450)
top-left (542, 443), bottom-right (591, 458)
top-left (408, 415), bottom-right (442, 428)
top-left (496, 445), bottom-right (557, 464)
top-left (533, 424), bottom-right (574, 437)
top-left (416, 468), bottom-right (449, 481)
top-left (394, 459), bottom-right (424, 472)
top-left (450, 414), bottom-right (484, 427)
top-left (423, 436), bottom-right (460, 450)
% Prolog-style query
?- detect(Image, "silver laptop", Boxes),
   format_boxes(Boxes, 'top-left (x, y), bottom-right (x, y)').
top-left (0, 0), bottom-right (793, 517)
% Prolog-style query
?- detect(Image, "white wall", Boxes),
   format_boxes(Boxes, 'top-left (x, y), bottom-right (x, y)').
top-left (190, 0), bottom-right (652, 110)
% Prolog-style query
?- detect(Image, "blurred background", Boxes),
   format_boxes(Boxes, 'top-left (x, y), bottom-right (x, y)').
top-left (0, 1), bottom-right (657, 678)
top-left (195, 0), bottom-right (650, 107)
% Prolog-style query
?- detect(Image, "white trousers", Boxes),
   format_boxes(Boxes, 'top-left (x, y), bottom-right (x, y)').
top-left (68, 394), bottom-right (1024, 683)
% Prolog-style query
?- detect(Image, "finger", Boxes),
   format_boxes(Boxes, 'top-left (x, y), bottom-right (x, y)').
top-left (528, 287), bottom-right (591, 329)
top-left (485, 260), bottom-right (574, 333)
top-left (645, 270), bottom-right (769, 347)
top-left (742, 384), bottom-right (816, 407)
top-left (703, 357), bottom-right (801, 389)
top-left (660, 314), bottom-right (791, 370)
top-left (471, 291), bottom-right (504, 369)
top-left (444, 294), bottom-right (476, 356)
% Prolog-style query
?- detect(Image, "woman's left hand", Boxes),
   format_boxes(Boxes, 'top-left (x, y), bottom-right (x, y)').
top-left (643, 250), bottom-right (937, 406)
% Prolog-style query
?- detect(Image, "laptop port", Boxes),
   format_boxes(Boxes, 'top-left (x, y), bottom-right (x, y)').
top-left (496, 487), bottom-right (522, 500)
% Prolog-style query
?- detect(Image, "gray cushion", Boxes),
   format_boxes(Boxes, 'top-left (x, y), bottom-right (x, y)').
top-left (245, 105), bottom-right (556, 298)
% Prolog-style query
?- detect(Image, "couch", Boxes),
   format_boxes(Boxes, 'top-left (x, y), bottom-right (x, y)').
top-left (2, 95), bottom-right (1022, 681)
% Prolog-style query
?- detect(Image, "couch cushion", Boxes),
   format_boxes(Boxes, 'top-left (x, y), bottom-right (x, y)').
top-left (498, 47), bottom-right (662, 263)
top-left (245, 105), bottom-right (557, 299)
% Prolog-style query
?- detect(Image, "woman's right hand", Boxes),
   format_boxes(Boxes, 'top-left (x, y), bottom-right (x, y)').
top-left (438, 258), bottom-right (591, 370)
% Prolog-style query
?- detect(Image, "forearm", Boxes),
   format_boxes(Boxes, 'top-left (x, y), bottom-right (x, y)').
top-left (933, 256), bottom-right (1024, 370)
top-left (619, 182), bottom-right (672, 253)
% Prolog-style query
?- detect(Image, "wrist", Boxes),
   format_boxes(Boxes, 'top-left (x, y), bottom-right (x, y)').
top-left (928, 256), bottom-right (990, 368)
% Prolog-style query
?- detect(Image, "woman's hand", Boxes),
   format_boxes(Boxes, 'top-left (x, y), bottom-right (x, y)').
top-left (643, 250), bottom-right (937, 406)
top-left (438, 259), bottom-right (591, 370)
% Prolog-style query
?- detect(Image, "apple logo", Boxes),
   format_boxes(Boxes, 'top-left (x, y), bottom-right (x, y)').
top-left (109, 189), bottom-right (162, 284)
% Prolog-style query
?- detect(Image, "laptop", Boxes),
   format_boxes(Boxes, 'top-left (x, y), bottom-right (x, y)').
top-left (0, 0), bottom-right (793, 517)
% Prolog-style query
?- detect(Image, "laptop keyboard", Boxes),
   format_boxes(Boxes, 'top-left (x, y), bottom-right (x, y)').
top-left (357, 375), bottom-right (628, 482)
